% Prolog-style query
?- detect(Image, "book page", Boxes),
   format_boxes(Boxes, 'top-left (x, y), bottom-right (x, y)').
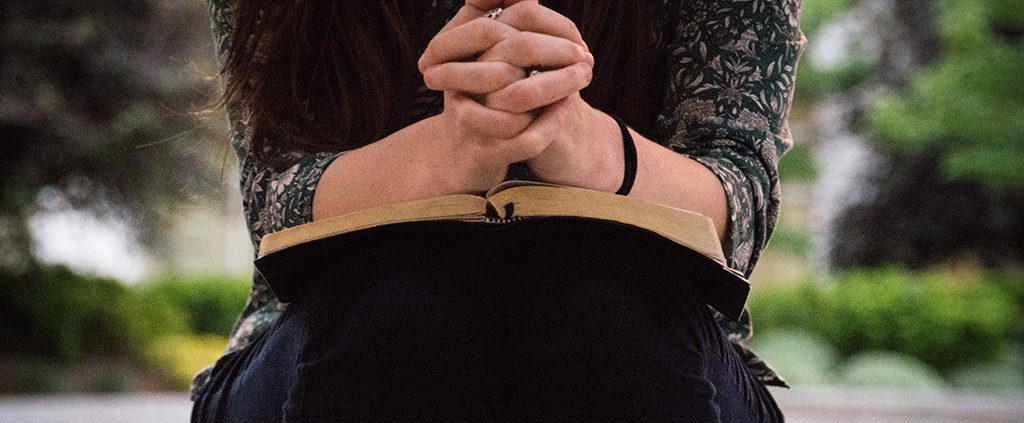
top-left (258, 194), bottom-right (487, 257)
top-left (485, 179), bottom-right (563, 198)
top-left (488, 185), bottom-right (726, 264)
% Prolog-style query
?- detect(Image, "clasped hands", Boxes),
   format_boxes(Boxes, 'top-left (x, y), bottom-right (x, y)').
top-left (418, 0), bottom-right (624, 194)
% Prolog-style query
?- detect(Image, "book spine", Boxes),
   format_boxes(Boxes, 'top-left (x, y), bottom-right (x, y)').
top-left (484, 200), bottom-right (520, 223)
top-left (483, 216), bottom-right (524, 224)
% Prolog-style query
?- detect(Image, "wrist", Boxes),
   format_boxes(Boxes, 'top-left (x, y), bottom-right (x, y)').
top-left (420, 115), bottom-right (506, 195)
top-left (411, 116), bottom-right (471, 195)
top-left (584, 108), bottom-right (626, 193)
top-left (524, 106), bottom-right (622, 192)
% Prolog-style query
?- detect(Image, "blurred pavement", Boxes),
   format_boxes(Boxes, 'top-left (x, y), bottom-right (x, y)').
top-left (1, 387), bottom-right (1022, 422)
top-left (0, 393), bottom-right (191, 423)
top-left (771, 386), bottom-right (1024, 422)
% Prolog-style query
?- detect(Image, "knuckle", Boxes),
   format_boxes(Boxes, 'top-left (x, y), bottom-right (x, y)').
top-left (517, 114), bottom-right (536, 132)
top-left (419, 44), bottom-right (439, 68)
top-left (423, 67), bottom-right (441, 89)
top-left (464, 19), bottom-right (485, 42)
top-left (485, 91), bottom-right (508, 112)
top-left (499, 62), bottom-right (522, 82)
top-left (509, 33), bottom-right (539, 60)
top-left (467, 19), bottom-right (488, 39)
top-left (476, 19), bottom-right (505, 45)
top-left (570, 63), bottom-right (592, 87)
top-left (507, 114), bottom-right (534, 137)
top-left (564, 63), bottom-right (582, 80)
top-left (582, 64), bottom-right (594, 86)
top-left (417, 54), bottom-right (429, 72)
top-left (518, 3), bottom-right (542, 23)
top-left (565, 40), bottom-right (586, 60)
top-left (492, 125), bottom-right (520, 141)
top-left (505, 128), bottom-right (526, 141)
top-left (479, 92), bottom-right (497, 109)
top-left (503, 85), bottom-right (538, 113)
top-left (513, 132), bottom-right (546, 157)
top-left (523, 136), bottom-right (548, 157)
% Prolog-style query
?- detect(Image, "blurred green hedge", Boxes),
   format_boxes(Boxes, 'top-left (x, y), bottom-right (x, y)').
top-left (749, 267), bottom-right (1022, 372)
top-left (138, 274), bottom-right (250, 337)
top-left (144, 333), bottom-right (231, 391)
top-left (0, 266), bottom-right (248, 361)
top-left (1, 266), bottom-right (177, 360)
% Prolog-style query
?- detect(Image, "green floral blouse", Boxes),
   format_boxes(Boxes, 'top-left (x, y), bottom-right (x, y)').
top-left (192, 0), bottom-right (805, 400)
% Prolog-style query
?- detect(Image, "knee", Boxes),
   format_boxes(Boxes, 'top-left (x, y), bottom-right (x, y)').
top-left (300, 268), bottom-right (501, 358)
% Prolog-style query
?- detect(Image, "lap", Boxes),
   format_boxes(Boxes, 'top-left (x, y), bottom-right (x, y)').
top-left (193, 225), bottom-right (781, 422)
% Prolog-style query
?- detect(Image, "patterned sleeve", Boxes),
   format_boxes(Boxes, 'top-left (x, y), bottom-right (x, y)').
top-left (211, 0), bottom-right (346, 250)
top-left (191, 0), bottom-right (351, 402)
top-left (234, 135), bottom-right (346, 250)
top-left (657, 0), bottom-right (805, 276)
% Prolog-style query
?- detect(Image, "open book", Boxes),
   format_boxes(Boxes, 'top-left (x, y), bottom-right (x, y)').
top-left (254, 180), bottom-right (750, 320)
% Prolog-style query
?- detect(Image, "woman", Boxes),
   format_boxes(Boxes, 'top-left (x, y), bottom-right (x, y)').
top-left (192, 0), bottom-right (804, 421)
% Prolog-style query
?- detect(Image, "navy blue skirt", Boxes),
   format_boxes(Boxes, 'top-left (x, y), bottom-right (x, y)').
top-left (192, 222), bottom-right (782, 422)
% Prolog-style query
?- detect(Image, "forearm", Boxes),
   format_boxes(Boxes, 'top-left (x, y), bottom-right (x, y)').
top-left (559, 110), bottom-right (730, 243)
top-left (311, 116), bottom-right (463, 221)
top-left (629, 130), bottom-right (730, 242)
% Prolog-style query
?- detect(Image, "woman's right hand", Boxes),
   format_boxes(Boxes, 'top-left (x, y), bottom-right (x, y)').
top-left (416, 2), bottom-right (592, 193)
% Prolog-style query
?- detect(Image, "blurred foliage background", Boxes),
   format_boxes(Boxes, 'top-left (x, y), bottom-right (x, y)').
top-left (1, 0), bottom-right (1022, 394)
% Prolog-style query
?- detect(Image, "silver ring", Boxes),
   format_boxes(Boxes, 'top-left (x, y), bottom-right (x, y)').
top-left (528, 69), bottom-right (542, 78)
top-left (485, 7), bottom-right (504, 19)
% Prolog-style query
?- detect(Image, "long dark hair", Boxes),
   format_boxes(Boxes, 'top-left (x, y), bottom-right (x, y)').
top-left (223, 1), bottom-right (663, 169)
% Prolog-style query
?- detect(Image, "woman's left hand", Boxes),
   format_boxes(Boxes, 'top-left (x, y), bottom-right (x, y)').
top-left (486, 1), bottom-right (624, 192)
top-left (485, 86), bottom-right (623, 192)
top-left (432, 0), bottom-right (626, 192)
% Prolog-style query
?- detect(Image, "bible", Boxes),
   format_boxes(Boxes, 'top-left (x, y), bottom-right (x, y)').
top-left (254, 180), bottom-right (750, 320)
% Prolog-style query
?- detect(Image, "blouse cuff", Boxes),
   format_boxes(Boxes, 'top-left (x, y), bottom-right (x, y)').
top-left (258, 151), bottom-right (347, 236)
top-left (664, 115), bottom-right (780, 277)
top-left (671, 147), bottom-right (765, 277)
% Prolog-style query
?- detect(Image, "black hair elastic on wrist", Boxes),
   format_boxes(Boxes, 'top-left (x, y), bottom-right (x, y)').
top-left (611, 115), bottom-right (637, 196)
